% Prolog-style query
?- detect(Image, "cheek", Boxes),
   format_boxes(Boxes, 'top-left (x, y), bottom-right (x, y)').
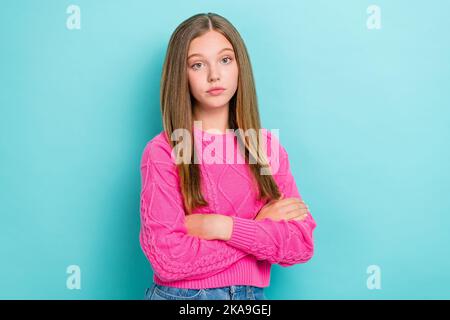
top-left (228, 65), bottom-right (239, 89)
top-left (188, 72), bottom-right (204, 94)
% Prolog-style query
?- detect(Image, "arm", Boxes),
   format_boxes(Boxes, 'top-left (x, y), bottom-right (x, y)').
top-left (222, 134), bottom-right (317, 267)
top-left (139, 137), bottom-right (249, 283)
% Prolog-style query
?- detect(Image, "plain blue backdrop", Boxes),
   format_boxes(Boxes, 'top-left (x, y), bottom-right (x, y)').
top-left (1, 0), bottom-right (449, 299)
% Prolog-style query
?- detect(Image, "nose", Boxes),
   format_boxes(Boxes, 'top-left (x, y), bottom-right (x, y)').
top-left (208, 65), bottom-right (220, 82)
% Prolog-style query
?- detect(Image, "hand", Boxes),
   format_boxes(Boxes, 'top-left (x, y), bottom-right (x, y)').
top-left (185, 213), bottom-right (206, 238)
top-left (185, 214), bottom-right (232, 241)
top-left (255, 194), bottom-right (309, 222)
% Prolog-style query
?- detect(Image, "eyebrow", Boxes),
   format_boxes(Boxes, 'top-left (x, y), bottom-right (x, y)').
top-left (187, 47), bottom-right (234, 60)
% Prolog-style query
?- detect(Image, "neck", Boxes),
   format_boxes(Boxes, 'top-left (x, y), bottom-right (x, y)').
top-left (193, 102), bottom-right (230, 133)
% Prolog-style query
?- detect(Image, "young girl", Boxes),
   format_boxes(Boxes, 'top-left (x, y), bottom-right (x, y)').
top-left (139, 12), bottom-right (317, 300)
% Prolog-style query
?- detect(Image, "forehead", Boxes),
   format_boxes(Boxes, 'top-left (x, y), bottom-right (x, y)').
top-left (187, 30), bottom-right (234, 55)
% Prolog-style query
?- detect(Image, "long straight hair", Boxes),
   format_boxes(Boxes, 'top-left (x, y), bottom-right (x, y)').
top-left (160, 12), bottom-right (282, 214)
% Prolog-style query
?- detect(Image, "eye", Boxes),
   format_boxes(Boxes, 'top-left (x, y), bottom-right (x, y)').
top-left (191, 62), bottom-right (203, 70)
top-left (221, 56), bottom-right (233, 64)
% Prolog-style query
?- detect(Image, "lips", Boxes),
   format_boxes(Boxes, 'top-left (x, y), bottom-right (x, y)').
top-left (207, 87), bottom-right (225, 96)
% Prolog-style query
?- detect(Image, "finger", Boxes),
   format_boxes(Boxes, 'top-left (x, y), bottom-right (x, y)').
top-left (286, 197), bottom-right (307, 207)
top-left (289, 210), bottom-right (309, 220)
top-left (284, 211), bottom-right (308, 221)
top-left (274, 197), bottom-right (304, 208)
top-left (281, 202), bottom-right (308, 213)
top-left (282, 203), bottom-right (303, 214)
top-left (284, 207), bottom-right (308, 220)
top-left (292, 214), bottom-right (308, 221)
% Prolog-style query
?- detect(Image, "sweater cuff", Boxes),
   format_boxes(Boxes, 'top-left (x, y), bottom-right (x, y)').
top-left (225, 216), bottom-right (258, 250)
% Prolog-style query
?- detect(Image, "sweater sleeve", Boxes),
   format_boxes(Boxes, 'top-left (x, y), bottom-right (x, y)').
top-left (139, 136), bottom-right (249, 282)
top-left (224, 132), bottom-right (317, 267)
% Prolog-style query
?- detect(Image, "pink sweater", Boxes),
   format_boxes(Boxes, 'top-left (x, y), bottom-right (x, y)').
top-left (139, 126), bottom-right (317, 289)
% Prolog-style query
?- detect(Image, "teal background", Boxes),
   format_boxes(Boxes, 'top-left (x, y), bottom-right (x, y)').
top-left (1, 0), bottom-right (449, 299)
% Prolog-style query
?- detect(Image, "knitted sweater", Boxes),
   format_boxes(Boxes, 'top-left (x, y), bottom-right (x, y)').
top-left (139, 125), bottom-right (317, 289)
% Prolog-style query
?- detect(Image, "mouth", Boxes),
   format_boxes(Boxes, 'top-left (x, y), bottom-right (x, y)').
top-left (207, 88), bottom-right (225, 96)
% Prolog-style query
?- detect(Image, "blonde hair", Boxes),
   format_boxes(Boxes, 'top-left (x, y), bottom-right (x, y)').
top-left (160, 12), bottom-right (282, 214)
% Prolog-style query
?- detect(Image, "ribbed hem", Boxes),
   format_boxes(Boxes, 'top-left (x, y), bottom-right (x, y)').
top-left (152, 254), bottom-right (271, 289)
top-left (225, 216), bottom-right (258, 251)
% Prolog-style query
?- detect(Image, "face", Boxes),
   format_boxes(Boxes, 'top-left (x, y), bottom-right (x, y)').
top-left (187, 30), bottom-right (239, 111)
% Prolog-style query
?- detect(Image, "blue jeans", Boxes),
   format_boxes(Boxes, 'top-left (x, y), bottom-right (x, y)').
top-left (144, 283), bottom-right (267, 300)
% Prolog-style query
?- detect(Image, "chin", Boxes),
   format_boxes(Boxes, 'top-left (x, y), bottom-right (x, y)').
top-left (202, 98), bottom-right (230, 109)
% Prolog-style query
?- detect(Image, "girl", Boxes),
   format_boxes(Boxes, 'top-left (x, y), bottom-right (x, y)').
top-left (140, 12), bottom-right (317, 300)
